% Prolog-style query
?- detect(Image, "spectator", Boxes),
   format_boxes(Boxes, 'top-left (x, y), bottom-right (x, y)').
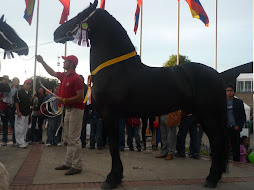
top-left (240, 136), bottom-right (249, 163)
top-left (175, 112), bottom-right (200, 159)
top-left (44, 84), bottom-right (62, 146)
top-left (79, 75), bottom-right (89, 148)
top-left (36, 54), bottom-right (84, 175)
top-left (0, 75), bottom-right (11, 146)
top-left (142, 117), bottom-right (157, 150)
top-left (156, 111), bottom-right (181, 160)
top-left (29, 87), bottom-right (45, 144)
top-left (119, 118), bottom-right (126, 151)
top-left (89, 107), bottom-right (103, 150)
top-left (126, 117), bottom-right (141, 152)
top-left (226, 83), bottom-right (246, 161)
top-left (14, 79), bottom-right (32, 148)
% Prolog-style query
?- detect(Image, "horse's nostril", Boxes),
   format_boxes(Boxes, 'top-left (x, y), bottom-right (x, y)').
top-left (11, 43), bottom-right (17, 48)
top-left (66, 31), bottom-right (73, 37)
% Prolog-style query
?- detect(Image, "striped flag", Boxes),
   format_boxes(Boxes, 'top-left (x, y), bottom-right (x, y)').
top-left (185, 0), bottom-right (209, 26)
top-left (24, 0), bottom-right (36, 25)
top-left (134, 0), bottom-right (142, 34)
top-left (59, 0), bottom-right (70, 24)
top-left (100, 0), bottom-right (105, 9)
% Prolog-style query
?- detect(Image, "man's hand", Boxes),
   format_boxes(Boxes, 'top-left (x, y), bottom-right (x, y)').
top-left (17, 111), bottom-right (22, 117)
top-left (57, 97), bottom-right (64, 104)
top-left (234, 125), bottom-right (240, 131)
top-left (36, 55), bottom-right (44, 63)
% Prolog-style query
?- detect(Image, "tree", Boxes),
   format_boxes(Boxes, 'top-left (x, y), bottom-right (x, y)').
top-left (163, 54), bottom-right (191, 67)
top-left (29, 76), bottom-right (58, 92)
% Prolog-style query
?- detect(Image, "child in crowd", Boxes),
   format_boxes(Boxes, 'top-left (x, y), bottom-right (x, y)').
top-left (44, 85), bottom-right (62, 146)
top-left (240, 136), bottom-right (250, 163)
top-left (126, 117), bottom-right (141, 152)
top-left (0, 75), bottom-right (10, 116)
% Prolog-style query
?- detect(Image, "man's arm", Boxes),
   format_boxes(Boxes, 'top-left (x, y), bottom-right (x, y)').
top-left (36, 55), bottom-right (57, 77)
top-left (57, 90), bottom-right (84, 104)
top-left (15, 102), bottom-right (22, 117)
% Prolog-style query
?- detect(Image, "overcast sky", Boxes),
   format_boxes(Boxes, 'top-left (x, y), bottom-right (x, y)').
top-left (0, 0), bottom-right (253, 84)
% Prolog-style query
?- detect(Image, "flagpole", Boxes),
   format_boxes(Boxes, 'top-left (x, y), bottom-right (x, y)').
top-left (33, 0), bottom-right (40, 95)
top-left (215, 0), bottom-right (218, 70)
top-left (64, 17), bottom-right (68, 57)
top-left (252, 0), bottom-right (254, 149)
top-left (139, 1), bottom-right (143, 60)
top-left (177, 0), bottom-right (180, 65)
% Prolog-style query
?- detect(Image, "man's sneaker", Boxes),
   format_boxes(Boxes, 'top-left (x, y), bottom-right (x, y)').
top-left (57, 143), bottom-right (62, 146)
top-left (19, 144), bottom-right (27, 148)
top-left (45, 143), bottom-right (51, 147)
top-left (1, 142), bottom-right (7, 146)
top-left (64, 168), bottom-right (82, 175)
top-left (38, 141), bottom-right (44, 144)
top-left (28, 141), bottom-right (33, 145)
top-left (55, 165), bottom-right (71, 170)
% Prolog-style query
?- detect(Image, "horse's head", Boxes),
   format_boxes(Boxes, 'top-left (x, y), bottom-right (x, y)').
top-left (54, 0), bottom-right (98, 44)
top-left (0, 15), bottom-right (29, 55)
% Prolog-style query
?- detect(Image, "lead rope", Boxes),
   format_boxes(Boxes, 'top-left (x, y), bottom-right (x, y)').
top-left (37, 62), bottom-right (64, 141)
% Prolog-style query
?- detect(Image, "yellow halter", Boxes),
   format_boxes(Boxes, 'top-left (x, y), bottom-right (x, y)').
top-left (84, 51), bottom-right (137, 103)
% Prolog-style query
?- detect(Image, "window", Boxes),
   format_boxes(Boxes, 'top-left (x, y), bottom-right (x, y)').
top-left (245, 81), bottom-right (252, 92)
top-left (237, 81), bottom-right (244, 92)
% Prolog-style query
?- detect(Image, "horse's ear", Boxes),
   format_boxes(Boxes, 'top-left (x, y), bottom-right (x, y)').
top-left (91, 0), bottom-right (98, 9)
top-left (0, 15), bottom-right (4, 22)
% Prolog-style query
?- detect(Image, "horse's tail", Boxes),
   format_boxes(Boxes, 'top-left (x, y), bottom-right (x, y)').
top-left (220, 95), bottom-right (229, 173)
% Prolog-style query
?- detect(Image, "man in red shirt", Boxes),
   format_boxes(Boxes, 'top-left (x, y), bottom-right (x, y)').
top-left (36, 54), bottom-right (84, 175)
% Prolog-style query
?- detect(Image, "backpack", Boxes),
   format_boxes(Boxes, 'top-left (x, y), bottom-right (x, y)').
top-left (166, 110), bottom-right (181, 127)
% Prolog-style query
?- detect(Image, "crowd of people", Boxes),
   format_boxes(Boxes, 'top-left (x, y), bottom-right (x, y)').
top-left (0, 55), bottom-right (253, 176)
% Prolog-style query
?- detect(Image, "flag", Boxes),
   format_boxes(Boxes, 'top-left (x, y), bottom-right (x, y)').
top-left (185, 0), bottom-right (209, 27)
top-left (24, 0), bottom-right (35, 25)
top-left (100, 0), bottom-right (105, 9)
top-left (59, 0), bottom-right (70, 24)
top-left (134, 0), bottom-right (142, 34)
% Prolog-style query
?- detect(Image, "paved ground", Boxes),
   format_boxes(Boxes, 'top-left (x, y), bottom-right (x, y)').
top-left (0, 133), bottom-right (254, 190)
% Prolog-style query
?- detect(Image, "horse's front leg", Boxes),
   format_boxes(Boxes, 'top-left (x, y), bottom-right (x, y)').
top-left (101, 117), bottom-right (123, 189)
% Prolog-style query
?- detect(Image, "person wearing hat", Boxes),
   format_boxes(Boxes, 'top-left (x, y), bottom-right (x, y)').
top-left (13, 79), bottom-right (32, 148)
top-left (36, 55), bottom-right (84, 175)
top-left (0, 77), bottom-right (20, 146)
top-left (0, 75), bottom-right (11, 146)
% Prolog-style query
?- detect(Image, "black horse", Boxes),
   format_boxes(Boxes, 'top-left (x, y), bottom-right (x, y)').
top-left (0, 15), bottom-right (28, 56)
top-left (54, 0), bottom-right (228, 189)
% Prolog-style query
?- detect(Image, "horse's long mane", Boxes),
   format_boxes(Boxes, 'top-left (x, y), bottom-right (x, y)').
top-left (91, 9), bottom-right (135, 51)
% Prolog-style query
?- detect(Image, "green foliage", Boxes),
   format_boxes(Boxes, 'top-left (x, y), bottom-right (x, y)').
top-left (163, 54), bottom-right (191, 67)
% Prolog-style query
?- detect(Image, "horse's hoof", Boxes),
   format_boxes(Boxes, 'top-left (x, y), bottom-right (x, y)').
top-left (101, 181), bottom-right (116, 189)
top-left (203, 181), bottom-right (217, 188)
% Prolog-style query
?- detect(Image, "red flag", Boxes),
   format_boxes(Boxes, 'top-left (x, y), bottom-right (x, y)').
top-left (134, 0), bottom-right (142, 34)
top-left (59, 0), bottom-right (70, 24)
top-left (137, 0), bottom-right (142, 7)
top-left (24, 0), bottom-right (35, 25)
top-left (100, 0), bottom-right (105, 9)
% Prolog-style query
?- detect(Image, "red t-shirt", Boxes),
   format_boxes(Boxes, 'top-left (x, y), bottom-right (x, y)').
top-left (57, 71), bottom-right (84, 109)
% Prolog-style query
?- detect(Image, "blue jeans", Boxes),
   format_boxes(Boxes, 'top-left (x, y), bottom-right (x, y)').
top-left (90, 118), bottom-right (103, 148)
top-left (176, 115), bottom-right (199, 156)
top-left (1, 105), bottom-right (15, 143)
top-left (127, 126), bottom-right (141, 149)
top-left (46, 115), bottom-right (62, 145)
top-left (80, 111), bottom-right (89, 146)
top-left (119, 118), bottom-right (126, 150)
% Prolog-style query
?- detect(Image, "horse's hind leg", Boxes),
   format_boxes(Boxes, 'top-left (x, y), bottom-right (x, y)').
top-left (101, 117), bottom-right (123, 189)
top-left (202, 115), bottom-right (228, 188)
